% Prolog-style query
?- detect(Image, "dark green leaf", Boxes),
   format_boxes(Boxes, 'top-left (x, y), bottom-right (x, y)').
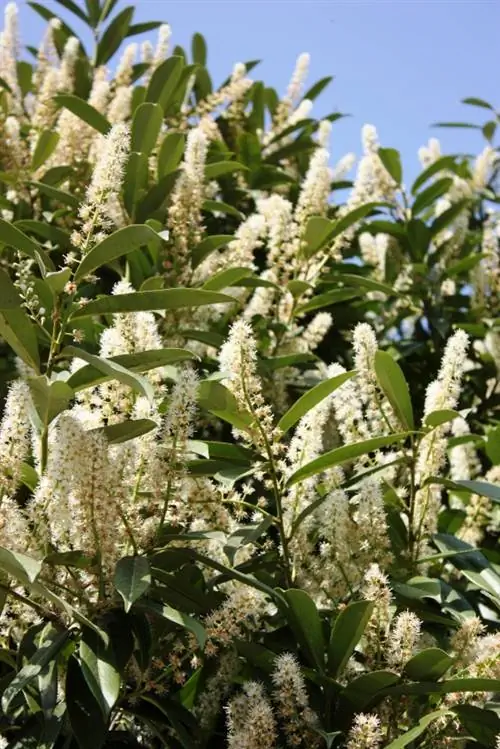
top-left (66, 655), bottom-right (107, 749)
top-left (341, 670), bottom-right (400, 710)
top-left (378, 147), bottom-right (402, 184)
top-left (287, 433), bottom-right (410, 486)
top-left (31, 130), bottom-right (59, 171)
top-left (131, 102), bottom-right (163, 155)
top-left (0, 217), bottom-right (54, 271)
top-left (28, 376), bottom-right (73, 427)
top-left (412, 178), bottom-right (452, 215)
top-left (74, 224), bottom-right (159, 282)
top-left (202, 199), bottom-right (244, 220)
top-left (278, 371), bottom-right (356, 435)
top-left (404, 648), bottom-right (453, 681)
top-left (374, 350), bottom-right (414, 430)
top-left (79, 627), bottom-right (120, 718)
top-left (96, 6), bottom-right (134, 66)
top-left (202, 267), bottom-right (252, 291)
top-left (302, 216), bottom-right (335, 259)
top-left (136, 599), bottom-right (206, 648)
top-left (191, 234), bottom-right (233, 268)
top-left (295, 288), bottom-right (360, 315)
top-left (424, 409), bottom-right (460, 428)
top-left (204, 161), bottom-right (248, 180)
top-left (411, 156), bottom-right (459, 194)
top-left (124, 151), bottom-right (149, 216)
top-left (157, 132), bottom-right (185, 178)
top-left (63, 346), bottom-right (154, 401)
top-left (93, 419), bottom-right (158, 444)
top-left (430, 200), bottom-right (469, 237)
top-left (145, 56), bottom-right (184, 111)
top-left (283, 589), bottom-right (325, 671)
top-left (0, 309), bottom-right (40, 373)
top-left (303, 75), bottom-right (333, 101)
top-left (328, 600), bottom-right (374, 678)
top-left (53, 94), bottom-right (111, 135)
top-left (114, 556), bottom-right (151, 613)
top-left (191, 32), bottom-right (207, 65)
top-left (462, 96), bottom-right (494, 110)
top-left (71, 288), bottom-right (235, 318)
top-left (30, 179), bottom-right (80, 207)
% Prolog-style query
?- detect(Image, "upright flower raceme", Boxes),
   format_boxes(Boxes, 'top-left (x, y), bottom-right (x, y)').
top-left (0, 3), bottom-right (21, 111)
top-left (71, 122), bottom-right (130, 254)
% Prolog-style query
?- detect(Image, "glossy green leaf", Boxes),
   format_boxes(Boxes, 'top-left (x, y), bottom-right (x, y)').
top-left (287, 432), bottom-right (410, 486)
top-left (295, 288), bottom-right (360, 315)
top-left (30, 179), bottom-right (80, 207)
top-left (191, 234), bottom-right (233, 268)
top-left (0, 268), bottom-right (23, 309)
top-left (158, 131), bottom-right (185, 177)
top-left (374, 350), bottom-right (414, 430)
top-left (424, 409), bottom-right (461, 428)
top-left (0, 546), bottom-right (42, 585)
top-left (451, 479), bottom-right (500, 503)
top-left (404, 648), bottom-right (453, 680)
top-left (283, 589), bottom-right (325, 671)
top-left (64, 346), bottom-right (154, 401)
top-left (328, 600), bottom-right (374, 678)
top-left (341, 670), bottom-right (400, 710)
top-left (123, 151), bottom-right (148, 216)
top-left (74, 224), bottom-right (159, 282)
top-left (95, 6), bottom-right (134, 66)
top-left (67, 347), bottom-right (196, 391)
top-left (378, 147), bottom-right (402, 184)
top-left (131, 102), bottom-right (163, 155)
top-left (452, 704), bottom-right (500, 746)
top-left (412, 177), bottom-right (453, 215)
top-left (71, 288), bottom-right (235, 318)
top-left (54, 94), bottom-right (111, 135)
top-left (411, 155), bottom-right (458, 194)
top-left (302, 216), bottom-right (335, 259)
top-left (146, 56), bottom-right (184, 110)
top-left (204, 161), bottom-right (248, 180)
top-left (66, 655), bottom-right (107, 749)
top-left (330, 202), bottom-right (384, 239)
top-left (191, 32), bottom-right (207, 65)
top-left (136, 598), bottom-right (206, 648)
top-left (433, 534), bottom-right (500, 599)
top-left (430, 200), bottom-right (469, 237)
top-left (303, 75), bottom-right (333, 101)
top-left (278, 371), bottom-right (356, 435)
top-left (115, 556), bottom-right (151, 613)
top-left (31, 129), bottom-right (59, 171)
top-left (202, 267), bottom-right (252, 291)
top-left (202, 199), bottom-right (244, 220)
top-left (2, 626), bottom-right (69, 714)
top-left (93, 419), bottom-right (158, 444)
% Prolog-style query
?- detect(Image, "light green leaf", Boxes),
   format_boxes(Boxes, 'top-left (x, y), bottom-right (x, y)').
top-left (0, 546), bottom-right (42, 585)
top-left (71, 288), bottom-right (235, 318)
top-left (54, 94), bottom-right (111, 135)
top-left (278, 371), bottom-right (356, 435)
top-left (191, 234), bottom-right (233, 268)
top-left (0, 309), bottom-right (40, 373)
top-left (30, 179), bottom-right (80, 208)
top-left (63, 345), bottom-right (154, 402)
top-left (0, 217), bottom-right (54, 271)
top-left (287, 432), bottom-right (411, 486)
top-left (31, 129), bottom-right (60, 171)
top-left (451, 480), bottom-right (500, 503)
top-left (383, 710), bottom-right (451, 749)
top-left (79, 627), bottom-right (120, 718)
top-left (425, 409), bottom-right (461, 428)
top-left (328, 600), bottom-right (374, 678)
top-left (378, 147), bottom-right (402, 184)
top-left (114, 556), bottom-right (151, 613)
top-left (295, 288), bottom-right (360, 315)
top-left (302, 216), bottom-right (335, 259)
top-left (404, 648), bottom-right (454, 681)
top-left (202, 267), bottom-right (252, 291)
top-left (74, 224), bottom-right (160, 282)
top-left (330, 202), bottom-right (385, 239)
top-left (374, 350), bottom-right (414, 430)
top-left (28, 376), bottom-right (73, 427)
top-left (131, 102), bottom-right (163, 155)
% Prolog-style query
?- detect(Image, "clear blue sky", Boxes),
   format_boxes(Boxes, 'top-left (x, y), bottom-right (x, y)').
top-left (14, 0), bottom-right (500, 183)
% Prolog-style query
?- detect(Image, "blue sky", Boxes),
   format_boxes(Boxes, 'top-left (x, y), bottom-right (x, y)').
top-left (14, 0), bottom-right (500, 183)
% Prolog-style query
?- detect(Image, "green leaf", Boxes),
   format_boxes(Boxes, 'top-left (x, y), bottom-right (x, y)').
top-left (330, 202), bottom-right (385, 239)
top-left (74, 224), bottom-right (159, 282)
top-left (0, 217), bottom-right (54, 271)
top-left (341, 670), bottom-right (400, 710)
top-left (146, 56), bottom-right (184, 111)
top-left (283, 589), bottom-right (325, 671)
top-left (302, 216), bottom-right (335, 259)
top-left (278, 371), bottom-right (356, 435)
top-left (404, 648), bottom-right (453, 681)
top-left (191, 234), bottom-right (234, 268)
top-left (124, 151), bottom-right (149, 216)
top-left (378, 147), bottom-right (402, 184)
top-left (411, 156), bottom-right (459, 194)
top-left (2, 626), bottom-right (69, 714)
top-left (64, 346), bottom-right (154, 401)
top-left (328, 600), bottom-right (374, 678)
top-left (30, 179), bottom-right (80, 207)
top-left (0, 309), bottom-right (40, 373)
top-left (0, 546), bottom-right (42, 585)
top-left (202, 267), bottom-right (252, 291)
top-left (158, 131), bottom-right (185, 178)
top-left (31, 129), bottom-right (59, 171)
top-left (383, 677), bottom-right (500, 699)
top-left (424, 409), bottom-right (460, 428)
top-left (407, 218), bottom-right (431, 259)
top-left (204, 161), bottom-right (248, 180)
top-left (374, 350), bottom-right (414, 430)
top-left (383, 710), bottom-right (451, 749)
top-left (126, 20), bottom-right (162, 36)
top-left (324, 273), bottom-right (396, 296)
top-left (462, 96), bottom-right (494, 110)
top-left (450, 480), bottom-right (500, 503)
top-left (67, 348), bottom-right (196, 391)
top-left (452, 704), bottom-right (500, 746)
top-left (430, 200), bottom-right (469, 237)
top-left (80, 626), bottom-right (121, 719)
top-left (136, 598), bottom-right (206, 648)
top-left (412, 177), bottom-right (453, 215)
top-left (0, 268), bottom-right (23, 309)
top-left (433, 122), bottom-right (481, 129)
top-left (45, 267), bottom-right (72, 293)
top-left (303, 75), bottom-right (333, 101)
top-left (191, 32), bottom-right (207, 65)
top-left (71, 288), bottom-right (235, 318)
top-left (131, 102), bottom-right (163, 155)
top-left (444, 252), bottom-right (486, 278)
top-left (66, 655), bottom-right (107, 749)
top-left (287, 432), bottom-right (410, 486)
top-left (295, 288), bottom-right (360, 315)
top-left (114, 556), bottom-right (151, 613)
top-left (95, 6), bottom-right (134, 66)
top-left (482, 120), bottom-right (497, 142)
top-left (53, 0), bottom-right (88, 22)
top-left (202, 199), bottom-right (244, 220)
top-left (28, 376), bottom-right (73, 427)
top-left (93, 419), bottom-right (158, 444)
top-left (54, 94), bottom-right (111, 135)
top-left (433, 534), bottom-right (500, 599)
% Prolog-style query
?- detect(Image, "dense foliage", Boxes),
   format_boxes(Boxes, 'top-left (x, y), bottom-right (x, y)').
top-left (0, 1), bottom-right (499, 747)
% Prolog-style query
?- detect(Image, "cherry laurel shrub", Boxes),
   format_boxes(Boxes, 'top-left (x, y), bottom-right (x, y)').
top-left (0, 1), bottom-right (499, 747)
